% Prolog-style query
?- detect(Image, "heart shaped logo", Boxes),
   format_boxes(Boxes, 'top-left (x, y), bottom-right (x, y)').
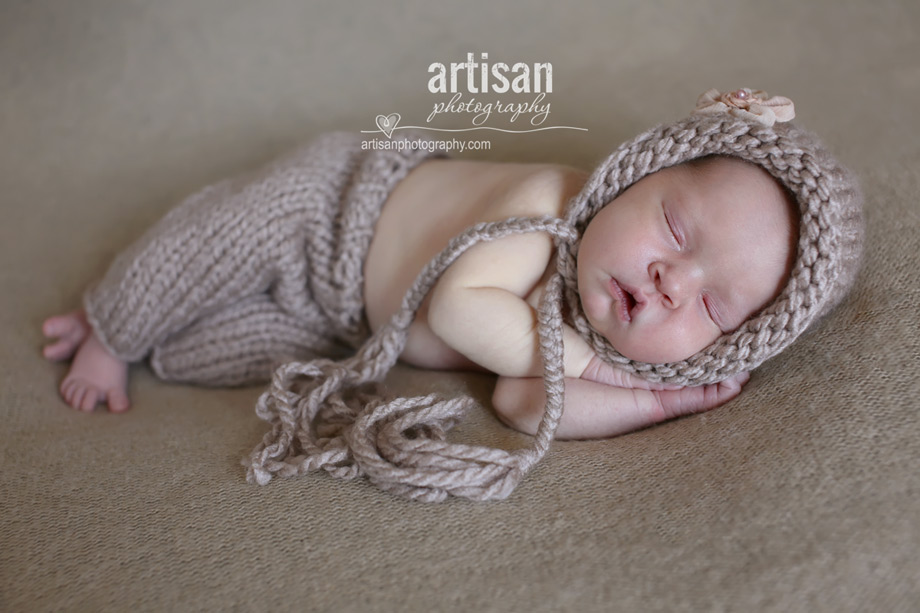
top-left (375, 113), bottom-right (401, 138)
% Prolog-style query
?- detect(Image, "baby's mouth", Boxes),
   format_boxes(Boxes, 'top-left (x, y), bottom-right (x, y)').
top-left (624, 287), bottom-right (637, 314)
top-left (609, 277), bottom-right (637, 323)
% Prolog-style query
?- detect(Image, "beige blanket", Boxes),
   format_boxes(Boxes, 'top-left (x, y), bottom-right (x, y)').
top-left (2, 1), bottom-right (916, 610)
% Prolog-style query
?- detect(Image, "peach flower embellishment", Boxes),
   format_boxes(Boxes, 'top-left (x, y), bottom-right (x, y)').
top-left (693, 87), bottom-right (795, 127)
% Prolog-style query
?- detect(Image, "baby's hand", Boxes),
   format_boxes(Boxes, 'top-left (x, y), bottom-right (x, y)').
top-left (580, 354), bottom-right (682, 391)
top-left (580, 354), bottom-right (750, 426)
top-left (493, 360), bottom-right (750, 439)
top-left (648, 371), bottom-right (750, 422)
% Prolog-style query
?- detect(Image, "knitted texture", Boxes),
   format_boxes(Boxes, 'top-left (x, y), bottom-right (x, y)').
top-left (85, 104), bottom-right (863, 502)
top-left (84, 131), bottom-right (445, 385)
top-left (246, 216), bottom-right (577, 501)
top-left (561, 114), bottom-right (864, 384)
top-left (245, 112), bottom-right (863, 502)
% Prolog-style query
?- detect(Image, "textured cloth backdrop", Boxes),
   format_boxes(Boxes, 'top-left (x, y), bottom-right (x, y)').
top-left (1, 1), bottom-right (917, 611)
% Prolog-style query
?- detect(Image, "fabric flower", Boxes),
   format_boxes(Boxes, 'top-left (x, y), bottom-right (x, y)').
top-left (693, 87), bottom-right (795, 127)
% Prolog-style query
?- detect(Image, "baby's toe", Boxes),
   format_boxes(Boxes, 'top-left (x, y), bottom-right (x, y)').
top-left (61, 378), bottom-right (77, 405)
top-left (107, 389), bottom-right (130, 413)
top-left (69, 383), bottom-right (88, 410)
top-left (44, 340), bottom-right (72, 362)
top-left (43, 312), bottom-right (90, 343)
top-left (42, 317), bottom-right (62, 337)
top-left (61, 378), bottom-right (97, 412)
top-left (43, 315), bottom-right (74, 338)
top-left (80, 387), bottom-right (100, 412)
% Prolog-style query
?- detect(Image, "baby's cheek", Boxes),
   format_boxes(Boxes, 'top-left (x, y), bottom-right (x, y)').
top-left (579, 287), bottom-right (609, 325)
top-left (619, 318), bottom-right (708, 364)
top-left (666, 318), bottom-right (722, 361)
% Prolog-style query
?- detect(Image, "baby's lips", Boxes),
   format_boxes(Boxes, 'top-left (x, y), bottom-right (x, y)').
top-left (607, 277), bottom-right (632, 323)
top-left (620, 281), bottom-right (648, 317)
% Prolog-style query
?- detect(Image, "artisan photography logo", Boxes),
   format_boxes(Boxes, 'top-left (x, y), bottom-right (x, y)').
top-left (362, 52), bottom-right (587, 141)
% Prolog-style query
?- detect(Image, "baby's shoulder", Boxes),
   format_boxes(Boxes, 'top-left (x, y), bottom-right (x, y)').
top-left (425, 162), bottom-right (588, 296)
top-left (487, 163), bottom-right (590, 221)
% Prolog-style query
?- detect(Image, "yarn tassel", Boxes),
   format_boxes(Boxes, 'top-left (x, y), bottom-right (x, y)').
top-left (244, 216), bottom-right (580, 501)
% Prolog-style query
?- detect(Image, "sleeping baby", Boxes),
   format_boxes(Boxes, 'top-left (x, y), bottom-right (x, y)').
top-left (42, 88), bottom-right (863, 459)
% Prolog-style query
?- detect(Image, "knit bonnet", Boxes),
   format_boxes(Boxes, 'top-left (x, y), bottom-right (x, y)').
top-left (561, 87), bottom-right (864, 385)
top-left (245, 88), bottom-right (864, 501)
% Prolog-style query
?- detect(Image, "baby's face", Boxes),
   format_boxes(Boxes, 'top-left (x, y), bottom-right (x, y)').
top-left (577, 156), bottom-right (795, 363)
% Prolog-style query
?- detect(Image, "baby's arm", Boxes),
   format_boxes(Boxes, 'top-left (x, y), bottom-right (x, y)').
top-left (427, 230), bottom-right (596, 378)
top-left (492, 366), bottom-right (750, 439)
top-left (423, 221), bottom-right (748, 438)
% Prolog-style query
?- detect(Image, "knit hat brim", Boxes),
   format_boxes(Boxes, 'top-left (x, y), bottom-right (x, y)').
top-left (558, 113), bottom-right (864, 385)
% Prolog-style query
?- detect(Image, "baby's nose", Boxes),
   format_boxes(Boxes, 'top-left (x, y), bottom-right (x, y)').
top-left (651, 261), bottom-right (702, 308)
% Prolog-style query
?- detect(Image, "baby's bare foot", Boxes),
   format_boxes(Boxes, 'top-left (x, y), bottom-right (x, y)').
top-left (44, 311), bottom-right (130, 412)
top-left (42, 310), bottom-right (91, 361)
top-left (60, 332), bottom-right (130, 412)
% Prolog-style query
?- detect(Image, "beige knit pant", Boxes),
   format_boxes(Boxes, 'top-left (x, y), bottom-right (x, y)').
top-left (84, 132), bottom-right (442, 386)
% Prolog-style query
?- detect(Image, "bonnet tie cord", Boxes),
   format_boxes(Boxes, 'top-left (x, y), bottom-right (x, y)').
top-left (245, 215), bottom-right (579, 502)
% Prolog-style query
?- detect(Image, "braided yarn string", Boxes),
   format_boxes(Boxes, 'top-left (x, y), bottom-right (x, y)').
top-left (245, 216), bottom-right (579, 501)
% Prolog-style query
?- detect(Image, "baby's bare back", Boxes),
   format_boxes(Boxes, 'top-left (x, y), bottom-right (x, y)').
top-left (364, 159), bottom-right (588, 370)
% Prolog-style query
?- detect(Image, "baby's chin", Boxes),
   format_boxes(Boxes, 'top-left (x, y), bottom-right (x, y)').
top-left (605, 335), bottom-right (708, 365)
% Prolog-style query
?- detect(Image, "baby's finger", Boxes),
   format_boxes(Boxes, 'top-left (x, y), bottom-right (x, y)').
top-left (653, 373), bottom-right (749, 420)
top-left (721, 371), bottom-right (751, 391)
